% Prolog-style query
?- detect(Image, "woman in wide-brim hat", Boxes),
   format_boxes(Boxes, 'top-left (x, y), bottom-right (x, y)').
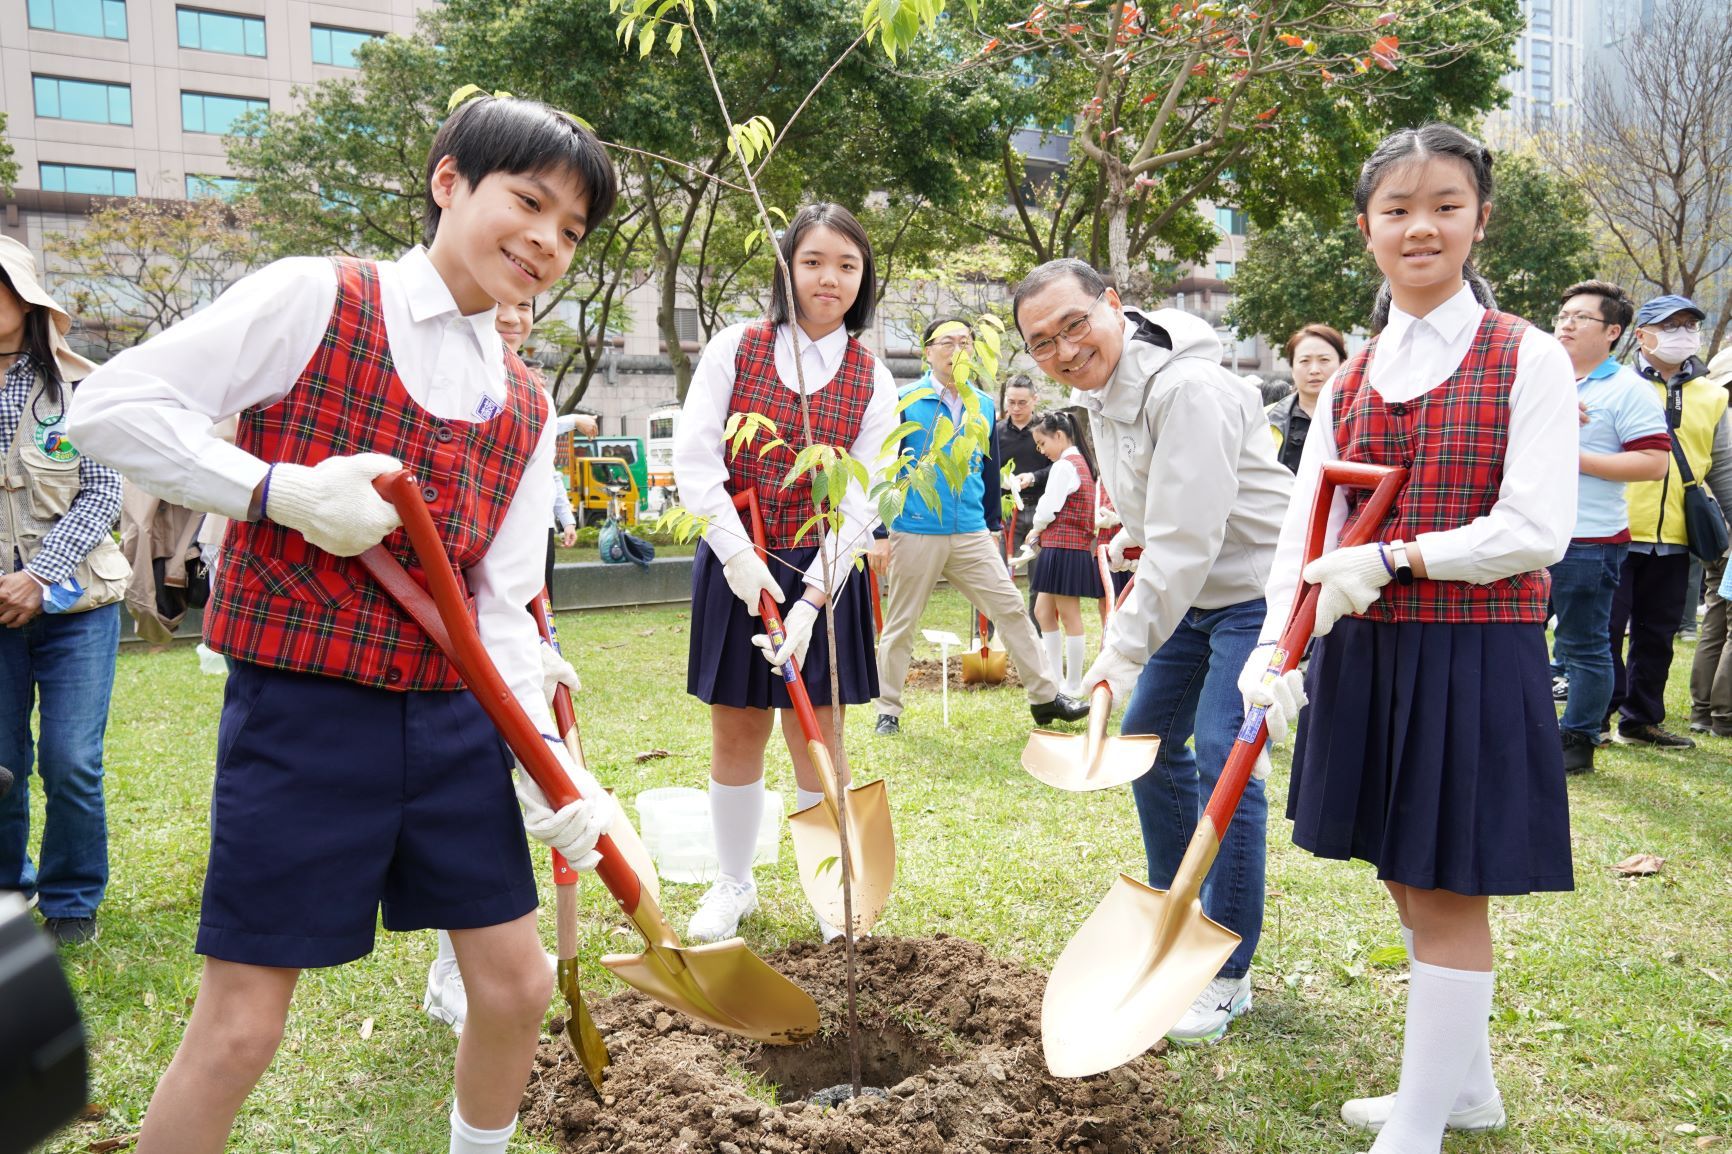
top-left (0, 233), bottom-right (130, 945)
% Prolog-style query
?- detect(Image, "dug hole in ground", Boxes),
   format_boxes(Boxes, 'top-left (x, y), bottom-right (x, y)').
top-left (521, 935), bottom-right (1188, 1153)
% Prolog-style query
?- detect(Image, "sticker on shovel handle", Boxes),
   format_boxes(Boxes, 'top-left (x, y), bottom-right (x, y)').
top-left (1235, 646), bottom-right (1290, 744)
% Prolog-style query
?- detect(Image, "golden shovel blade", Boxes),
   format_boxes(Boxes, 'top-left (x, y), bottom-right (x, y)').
top-left (556, 956), bottom-right (611, 1091)
top-left (788, 741), bottom-right (895, 935)
top-left (600, 890), bottom-right (820, 1044)
top-left (961, 645), bottom-right (1009, 685)
top-left (1021, 686), bottom-right (1160, 792)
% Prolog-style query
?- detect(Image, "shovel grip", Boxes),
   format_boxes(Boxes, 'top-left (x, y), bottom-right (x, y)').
top-left (1202, 462), bottom-right (1407, 836)
top-left (732, 489), bottom-right (826, 746)
top-left (368, 471), bottom-right (643, 914)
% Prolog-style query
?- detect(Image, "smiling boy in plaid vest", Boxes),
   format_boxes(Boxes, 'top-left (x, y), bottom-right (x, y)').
top-left (69, 95), bottom-right (618, 1154)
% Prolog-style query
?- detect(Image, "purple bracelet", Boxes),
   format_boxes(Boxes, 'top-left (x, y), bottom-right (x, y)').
top-left (259, 463), bottom-right (276, 520)
top-left (1376, 542), bottom-right (1396, 578)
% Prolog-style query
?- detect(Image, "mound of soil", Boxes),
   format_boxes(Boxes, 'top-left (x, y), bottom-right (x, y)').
top-left (902, 656), bottom-right (1023, 691)
top-left (522, 935), bottom-right (1189, 1154)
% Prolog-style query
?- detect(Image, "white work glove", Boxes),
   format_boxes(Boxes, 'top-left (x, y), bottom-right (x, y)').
top-left (263, 453), bottom-right (404, 557)
top-left (539, 642), bottom-right (580, 704)
top-left (1078, 645), bottom-right (1143, 712)
top-left (1302, 542), bottom-right (1395, 637)
top-left (1237, 642), bottom-right (1310, 781)
top-left (515, 741), bottom-right (608, 870)
top-left (1106, 527), bottom-right (1136, 571)
top-left (1025, 527), bottom-right (1043, 550)
top-left (722, 548), bottom-right (780, 616)
top-left (753, 596), bottom-right (819, 670)
top-left (1095, 504), bottom-right (1122, 532)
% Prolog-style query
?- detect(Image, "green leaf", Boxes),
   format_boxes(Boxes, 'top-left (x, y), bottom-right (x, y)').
top-left (1367, 945), bottom-right (1408, 968)
top-left (814, 855), bottom-right (840, 878)
top-left (667, 22), bottom-right (683, 55)
top-left (638, 23), bottom-right (655, 57)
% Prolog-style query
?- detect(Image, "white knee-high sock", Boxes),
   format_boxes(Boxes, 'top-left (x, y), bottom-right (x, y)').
top-left (1369, 961), bottom-right (1494, 1153)
top-left (435, 929), bottom-right (458, 967)
top-left (1063, 634), bottom-right (1086, 696)
top-left (1041, 630), bottom-right (1063, 688)
top-left (1400, 924), bottom-right (1499, 1112)
top-left (450, 1106), bottom-right (516, 1154)
top-left (796, 786), bottom-right (825, 813)
top-left (709, 778), bottom-right (764, 884)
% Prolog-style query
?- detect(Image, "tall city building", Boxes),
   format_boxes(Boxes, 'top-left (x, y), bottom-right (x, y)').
top-left (1485, 0), bottom-right (1588, 142)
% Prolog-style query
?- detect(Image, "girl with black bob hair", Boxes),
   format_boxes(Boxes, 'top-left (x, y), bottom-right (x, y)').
top-left (1248, 122), bottom-right (1578, 1150)
top-left (767, 202), bottom-right (878, 337)
top-left (422, 95), bottom-right (619, 246)
top-left (1026, 409), bottom-right (1103, 695)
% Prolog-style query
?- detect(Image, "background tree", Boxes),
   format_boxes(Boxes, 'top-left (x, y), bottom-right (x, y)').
top-left (0, 113), bottom-right (17, 195)
top-left (48, 198), bottom-right (270, 357)
top-left (1540, 0), bottom-right (1732, 352)
top-left (950, 0), bottom-right (1522, 300)
top-left (1226, 150), bottom-right (1597, 347)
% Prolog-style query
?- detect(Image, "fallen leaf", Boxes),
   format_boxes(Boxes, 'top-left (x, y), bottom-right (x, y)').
top-left (87, 1136), bottom-right (139, 1153)
top-left (359, 1016), bottom-right (374, 1040)
top-left (142, 989), bottom-right (155, 1008)
top-left (1676, 1123), bottom-right (1699, 1135)
top-left (1696, 1137), bottom-right (1724, 1148)
top-left (598, 642), bottom-right (627, 650)
top-left (1612, 852), bottom-right (1664, 876)
top-left (80, 1104), bottom-right (108, 1120)
top-left (634, 749), bottom-right (674, 763)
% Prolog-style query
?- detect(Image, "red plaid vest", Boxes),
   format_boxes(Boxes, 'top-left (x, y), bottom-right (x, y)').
top-left (1334, 309), bottom-right (1549, 623)
top-left (1043, 450), bottom-right (1096, 551)
top-left (205, 258), bottom-right (546, 689)
top-left (726, 322), bottom-right (876, 550)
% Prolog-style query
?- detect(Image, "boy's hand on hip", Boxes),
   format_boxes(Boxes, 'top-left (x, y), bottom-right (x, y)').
top-left (1302, 543), bottom-right (1394, 636)
top-left (263, 453), bottom-right (404, 556)
top-left (516, 743), bottom-right (607, 870)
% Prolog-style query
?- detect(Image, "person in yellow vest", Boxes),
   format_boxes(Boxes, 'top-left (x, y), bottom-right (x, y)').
top-left (1607, 294), bottom-right (1732, 747)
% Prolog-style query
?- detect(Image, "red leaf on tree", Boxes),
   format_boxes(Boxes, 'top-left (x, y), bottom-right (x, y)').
top-left (1370, 34), bottom-right (1401, 68)
top-left (1278, 32), bottom-right (1304, 48)
top-left (983, 37), bottom-right (1000, 51)
top-left (1190, 61), bottom-right (1209, 75)
top-left (1140, 91), bottom-right (1160, 105)
top-left (1375, 11), bottom-right (1397, 26)
top-left (1204, 95), bottom-right (1222, 103)
top-left (1319, 66), bottom-right (1336, 82)
top-left (1255, 105), bottom-right (1279, 120)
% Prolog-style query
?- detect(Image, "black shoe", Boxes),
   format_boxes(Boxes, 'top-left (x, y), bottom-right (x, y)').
top-left (1614, 723), bottom-right (1696, 749)
top-left (1690, 720), bottom-right (1712, 734)
top-left (1031, 692), bottom-right (1090, 725)
top-left (1551, 676), bottom-right (1569, 703)
top-left (1561, 730), bottom-right (1595, 775)
top-left (874, 713), bottom-right (900, 736)
top-left (44, 916), bottom-right (97, 946)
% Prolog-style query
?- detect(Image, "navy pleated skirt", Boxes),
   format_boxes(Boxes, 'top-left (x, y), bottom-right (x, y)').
top-left (687, 540), bottom-right (878, 709)
top-left (1289, 617), bottom-right (1574, 896)
top-left (1031, 545), bottom-right (1104, 598)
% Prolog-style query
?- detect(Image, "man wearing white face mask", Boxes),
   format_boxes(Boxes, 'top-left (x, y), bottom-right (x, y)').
top-left (1607, 294), bottom-right (1732, 748)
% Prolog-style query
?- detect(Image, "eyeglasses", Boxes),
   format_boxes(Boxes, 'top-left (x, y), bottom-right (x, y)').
top-left (925, 335), bottom-right (973, 351)
top-left (1553, 311), bottom-right (1609, 328)
top-left (1646, 318), bottom-right (1703, 334)
top-left (1025, 291), bottom-right (1107, 361)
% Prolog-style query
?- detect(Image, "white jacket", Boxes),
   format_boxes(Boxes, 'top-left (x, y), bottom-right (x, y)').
top-left (1074, 308), bottom-right (1292, 664)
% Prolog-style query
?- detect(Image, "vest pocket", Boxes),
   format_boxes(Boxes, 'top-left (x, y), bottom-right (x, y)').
top-left (20, 447), bottom-right (79, 521)
top-left (72, 537), bottom-right (132, 612)
top-left (245, 553), bottom-right (356, 611)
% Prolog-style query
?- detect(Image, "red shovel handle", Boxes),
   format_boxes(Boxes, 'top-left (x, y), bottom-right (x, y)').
top-left (369, 471), bottom-right (642, 913)
top-left (530, 592), bottom-right (579, 746)
top-left (1201, 462), bottom-right (1407, 836)
top-left (731, 489), bottom-right (825, 746)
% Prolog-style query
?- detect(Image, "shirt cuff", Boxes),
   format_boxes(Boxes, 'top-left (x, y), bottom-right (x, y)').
top-left (205, 443), bottom-right (273, 522)
top-left (20, 562), bottom-right (61, 588)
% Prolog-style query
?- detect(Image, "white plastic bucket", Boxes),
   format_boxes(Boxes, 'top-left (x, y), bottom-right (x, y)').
top-left (635, 786), bottom-right (782, 884)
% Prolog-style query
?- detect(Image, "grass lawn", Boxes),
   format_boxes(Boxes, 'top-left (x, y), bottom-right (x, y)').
top-left (33, 587), bottom-right (1732, 1152)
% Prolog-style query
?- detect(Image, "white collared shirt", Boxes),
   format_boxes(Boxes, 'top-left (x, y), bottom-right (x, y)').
top-left (68, 248), bottom-right (557, 735)
top-left (1259, 281), bottom-right (1579, 643)
top-left (672, 320), bottom-right (896, 595)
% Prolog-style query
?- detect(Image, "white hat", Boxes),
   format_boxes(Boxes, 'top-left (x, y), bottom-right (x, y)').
top-left (1708, 346), bottom-right (1732, 391)
top-left (0, 235), bottom-right (97, 382)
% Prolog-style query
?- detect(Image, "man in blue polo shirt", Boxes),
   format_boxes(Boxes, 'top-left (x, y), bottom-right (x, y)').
top-left (1550, 281), bottom-right (1671, 773)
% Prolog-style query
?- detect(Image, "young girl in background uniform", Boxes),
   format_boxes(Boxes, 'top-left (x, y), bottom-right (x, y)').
top-left (1027, 411), bottom-right (1103, 697)
top-left (1247, 124), bottom-right (1577, 1152)
top-left (671, 203), bottom-right (895, 944)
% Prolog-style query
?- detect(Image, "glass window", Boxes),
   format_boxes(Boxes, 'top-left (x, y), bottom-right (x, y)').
top-left (1215, 260), bottom-right (1236, 280)
top-left (28, 0), bottom-right (127, 38)
top-left (33, 76), bottom-right (132, 125)
top-left (186, 173), bottom-right (244, 199)
top-left (177, 8), bottom-right (265, 56)
top-left (310, 24), bottom-right (382, 67)
top-left (1214, 206), bottom-right (1247, 235)
top-left (40, 163), bottom-right (137, 196)
top-left (182, 92), bottom-right (268, 135)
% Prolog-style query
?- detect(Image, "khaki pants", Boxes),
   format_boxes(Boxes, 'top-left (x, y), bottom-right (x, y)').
top-left (874, 530), bottom-right (1056, 715)
top-left (1690, 554), bottom-right (1732, 731)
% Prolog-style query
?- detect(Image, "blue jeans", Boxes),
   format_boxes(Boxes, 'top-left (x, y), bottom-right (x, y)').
top-left (0, 602), bottom-right (120, 918)
top-left (1121, 598), bottom-right (1266, 979)
top-left (1550, 541), bottom-right (1627, 740)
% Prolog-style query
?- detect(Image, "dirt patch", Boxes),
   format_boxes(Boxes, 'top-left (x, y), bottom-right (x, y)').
top-left (903, 656), bottom-right (1023, 691)
top-left (522, 935), bottom-right (1190, 1154)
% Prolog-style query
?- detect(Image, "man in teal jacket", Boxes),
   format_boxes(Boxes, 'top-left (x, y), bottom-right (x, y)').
top-left (871, 317), bottom-right (1086, 734)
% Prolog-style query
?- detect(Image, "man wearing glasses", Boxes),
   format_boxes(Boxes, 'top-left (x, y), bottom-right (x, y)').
top-left (1012, 259), bottom-right (1290, 1045)
top-left (1546, 281), bottom-right (1670, 773)
top-left (1607, 293), bottom-right (1732, 749)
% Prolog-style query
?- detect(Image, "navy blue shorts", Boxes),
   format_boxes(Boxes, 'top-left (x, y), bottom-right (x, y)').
top-left (197, 661), bottom-right (538, 968)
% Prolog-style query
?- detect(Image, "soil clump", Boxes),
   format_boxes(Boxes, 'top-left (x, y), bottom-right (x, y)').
top-left (903, 656), bottom-right (1023, 691)
top-left (522, 935), bottom-right (1189, 1154)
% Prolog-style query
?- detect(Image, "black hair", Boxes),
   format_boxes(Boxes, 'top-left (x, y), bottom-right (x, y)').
top-left (0, 265), bottom-right (64, 406)
top-left (1003, 373), bottom-right (1037, 395)
top-left (1012, 259), bottom-right (1109, 335)
top-left (423, 96), bottom-right (619, 247)
top-left (1356, 124), bottom-right (1497, 334)
top-left (1035, 409), bottom-right (1096, 479)
top-left (766, 203), bottom-right (877, 337)
top-left (1560, 278), bottom-right (1635, 337)
top-left (922, 314), bottom-right (971, 345)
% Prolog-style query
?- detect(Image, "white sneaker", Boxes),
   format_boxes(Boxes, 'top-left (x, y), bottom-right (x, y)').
top-left (1340, 1092), bottom-right (1507, 1134)
top-left (423, 955), bottom-right (467, 1035)
top-left (687, 877), bottom-right (758, 943)
top-left (1165, 972), bottom-right (1252, 1045)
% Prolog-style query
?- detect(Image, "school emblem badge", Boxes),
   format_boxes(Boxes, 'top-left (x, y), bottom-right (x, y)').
top-left (33, 415), bottom-right (79, 463)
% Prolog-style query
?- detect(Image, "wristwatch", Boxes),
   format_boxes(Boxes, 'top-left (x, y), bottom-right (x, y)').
top-left (1388, 539), bottom-right (1416, 586)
